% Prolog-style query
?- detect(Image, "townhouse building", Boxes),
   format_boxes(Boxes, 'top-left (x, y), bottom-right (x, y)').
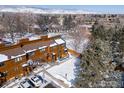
top-left (0, 35), bottom-right (69, 85)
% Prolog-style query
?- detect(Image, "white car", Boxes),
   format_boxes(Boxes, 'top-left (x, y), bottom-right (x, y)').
top-left (28, 75), bottom-right (42, 87)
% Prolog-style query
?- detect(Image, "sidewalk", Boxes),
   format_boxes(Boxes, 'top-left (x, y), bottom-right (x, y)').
top-left (43, 70), bottom-right (70, 88)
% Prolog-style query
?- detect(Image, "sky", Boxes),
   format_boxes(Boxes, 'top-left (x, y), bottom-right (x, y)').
top-left (37, 5), bottom-right (124, 13)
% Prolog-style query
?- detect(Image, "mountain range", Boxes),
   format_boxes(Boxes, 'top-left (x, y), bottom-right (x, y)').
top-left (0, 5), bottom-right (97, 14)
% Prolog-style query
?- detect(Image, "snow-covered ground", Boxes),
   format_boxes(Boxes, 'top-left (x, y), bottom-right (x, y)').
top-left (65, 38), bottom-right (89, 53)
top-left (33, 64), bottom-right (51, 73)
top-left (47, 55), bottom-right (79, 83)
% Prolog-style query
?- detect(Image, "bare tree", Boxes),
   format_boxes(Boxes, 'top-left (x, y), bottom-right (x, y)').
top-left (21, 12), bottom-right (35, 33)
top-left (68, 28), bottom-right (91, 53)
top-left (15, 14), bottom-right (27, 37)
top-left (2, 13), bottom-right (33, 43)
top-left (63, 15), bottom-right (76, 30)
top-left (3, 14), bottom-right (17, 43)
top-left (36, 14), bottom-right (51, 35)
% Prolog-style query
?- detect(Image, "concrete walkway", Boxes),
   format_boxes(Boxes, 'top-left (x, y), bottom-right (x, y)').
top-left (43, 70), bottom-right (70, 88)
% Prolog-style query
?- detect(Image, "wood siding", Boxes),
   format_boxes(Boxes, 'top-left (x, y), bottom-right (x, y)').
top-left (0, 35), bottom-right (68, 85)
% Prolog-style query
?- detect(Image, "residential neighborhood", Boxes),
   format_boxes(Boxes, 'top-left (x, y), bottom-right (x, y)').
top-left (0, 5), bottom-right (124, 88)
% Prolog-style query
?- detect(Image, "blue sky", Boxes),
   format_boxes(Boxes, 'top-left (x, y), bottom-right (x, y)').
top-left (36, 5), bottom-right (124, 13)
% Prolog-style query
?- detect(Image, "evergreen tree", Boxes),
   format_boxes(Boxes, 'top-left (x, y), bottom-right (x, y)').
top-left (37, 15), bottom-right (51, 34)
top-left (74, 22), bottom-right (123, 88)
top-left (63, 15), bottom-right (75, 30)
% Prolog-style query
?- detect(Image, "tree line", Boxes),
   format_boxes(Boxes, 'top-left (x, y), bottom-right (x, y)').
top-left (74, 21), bottom-right (124, 88)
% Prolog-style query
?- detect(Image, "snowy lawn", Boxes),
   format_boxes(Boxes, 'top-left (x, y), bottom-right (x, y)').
top-left (47, 56), bottom-right (80, 83)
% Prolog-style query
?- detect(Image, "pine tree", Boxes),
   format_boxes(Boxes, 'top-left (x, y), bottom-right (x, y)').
top-left (74, 22), bottom-right (122, 88)
top-left (63, 15), bottom-right (75, 30)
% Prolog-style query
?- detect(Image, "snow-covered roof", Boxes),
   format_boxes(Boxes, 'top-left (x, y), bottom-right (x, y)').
top-left (0, 54), bottom-right (8, 62)
top-left (29, 36), bottom-right (40, 41)
top-left (26, 49), bottom-right (37, 53)
top-left (2, 38), bottom-right (13, 43)
top-left (22, 64), bottom-right (28, 67)
top-left (39, 46), bottom-right (47, 49)
top-left (55, 38), bottom-right (65, 45)
top-left (48, 33), bottom-right (61, 38)
top-left (23, 33), bottom-right (40, 41)
top-left (11, 54), bottom-right (25, 59)
top-left (50, 43), bottom-right (57, 47)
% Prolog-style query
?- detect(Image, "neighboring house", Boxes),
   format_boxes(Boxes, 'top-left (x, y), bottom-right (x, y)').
top-left (0, 35), bottom-right (69, 85)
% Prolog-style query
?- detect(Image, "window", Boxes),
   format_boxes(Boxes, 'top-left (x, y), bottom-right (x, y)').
top-left (14, 67), bottom-right (18, 71)
top-left (61, 44), bottom-right (66, 48)
top-left (0, 62), bottom-right (4, 67)
top-left (64, 48), bottom-right (68, 52)
top-left (15, 57), bottom-right (22, 62)
top-left (0, 72), bottom-right (2, 77)
top-left (40, 48), bottom-right (45, 52)
top-left (20, 57), bottom-right (22, 60)
top-left (0, 71), bottom-right (7, 77)
top-left (28, 52), bottom-right (35, 56)
top-left (52, 46), bottom-right (56, 51)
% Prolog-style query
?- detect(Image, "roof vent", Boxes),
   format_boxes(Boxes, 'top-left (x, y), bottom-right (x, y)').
top-left (18, 38), bottom-right (29, 43)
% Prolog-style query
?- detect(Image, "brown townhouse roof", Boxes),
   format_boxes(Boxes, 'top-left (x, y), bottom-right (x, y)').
top-left (0, 39), bottom-right (56, 60)
top-left (0, 47), bottom-right (25, 58)
top-left (22, 40), bottom-right (55, 51)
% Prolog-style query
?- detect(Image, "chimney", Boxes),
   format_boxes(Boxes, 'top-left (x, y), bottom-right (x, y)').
top-left (40, 35), bottom-right (48, 40)
top-left (0, 42), bottom-right (5, 48)
top-left (18, 38), bottom-right (29, 44)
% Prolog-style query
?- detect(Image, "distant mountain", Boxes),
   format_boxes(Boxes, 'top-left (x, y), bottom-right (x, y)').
top-left (0, 5), bottom-right (97, 14)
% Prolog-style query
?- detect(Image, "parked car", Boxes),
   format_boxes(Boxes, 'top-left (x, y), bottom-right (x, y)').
top-left (19, 79), bottom-right (35, 88)
top-left (28, 75), bottom-right (42, 87)
top-left (35, 75), bottom-right (44, 83)
top-left (36, 74), bottom-right (51, 88)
